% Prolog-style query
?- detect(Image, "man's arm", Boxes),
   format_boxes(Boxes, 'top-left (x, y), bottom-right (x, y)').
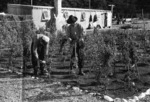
top-left (42, 40), bottom-right (49, 63)
top-left (66, 26), bottom-right (72, 41)
top-left (45, 42), bottom-right (49, 57)
top-left (32, 38), bottom-right (38, 60)
top-left (78, 24), bottom-right (85, 40)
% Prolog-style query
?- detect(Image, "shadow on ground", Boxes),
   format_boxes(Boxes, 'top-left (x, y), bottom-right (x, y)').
top-left (0, 68), bottom-right (22, 79)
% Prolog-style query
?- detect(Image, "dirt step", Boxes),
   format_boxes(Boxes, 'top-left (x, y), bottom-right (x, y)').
top-left (51, 62), bottom-right (70, 68)
top-left (51, 57), bottom-right (71, 63)
top-left (52, 66), bottom-right (70, 70)
top-left (50, 71), bottom-right (70, 75)
top-left (50, 68), bottom-right (70, 72)
top-left (51, 74), bottom-right (77, 79)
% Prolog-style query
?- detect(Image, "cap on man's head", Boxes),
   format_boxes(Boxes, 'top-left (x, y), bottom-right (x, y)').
top-left (67, 15), bottom-right (78, 24)
top-left (41, 35), bottom-right (50, 43)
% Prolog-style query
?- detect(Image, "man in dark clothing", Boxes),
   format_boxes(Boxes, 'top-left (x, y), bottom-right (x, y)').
top-left (31, 33), bottom-right (50, 78)
top-left (66, 15), bottom-right (85, 75)
top-left (59, 24), bottom-right (69, 53)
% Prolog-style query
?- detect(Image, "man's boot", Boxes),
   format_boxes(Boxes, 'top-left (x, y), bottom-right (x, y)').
top-left (32, 67), bottom-right (39, 79)
top-left (39, 62), bottom-right (48, 76)
top-left (78, 67), bottom-right (85, 76)
top-left (78, 57), bottom-right (85, 76)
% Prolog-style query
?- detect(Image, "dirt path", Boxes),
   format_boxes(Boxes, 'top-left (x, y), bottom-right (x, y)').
top-left (0, 67), bottom-right (108, 102)
top-left (0, 68), bottom-right (22, 102)
top-left (0, 43), bottom-right (105, 102)
top-left (1, 42), bottom-right (150, 102)
top-left (0, 68), bottom-right (150, 102)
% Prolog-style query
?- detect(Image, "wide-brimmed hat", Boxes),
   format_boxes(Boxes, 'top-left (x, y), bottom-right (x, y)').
top-left (67, 15), bottom-right (78, 24)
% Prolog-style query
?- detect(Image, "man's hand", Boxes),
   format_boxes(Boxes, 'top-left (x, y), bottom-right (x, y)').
top-left (68, 38), bottom-right (72, 42)
top-left (79, 38), bottom-right (84, 42)
top-left (39, 60), bottom-right (46, 64)
top-left (79, 38), bottom-right (85, 48)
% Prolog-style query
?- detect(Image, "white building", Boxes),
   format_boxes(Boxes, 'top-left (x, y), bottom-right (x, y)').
top-left (7, 0), bottom-right (112, 30)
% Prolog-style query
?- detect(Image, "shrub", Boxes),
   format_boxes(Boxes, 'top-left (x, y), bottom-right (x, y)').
top-left (84, 29), bottom-right (116, 83)
top-left (85, 29), bottom-right (150, 84)
top-left (0, 15), bottom-right (36, 71)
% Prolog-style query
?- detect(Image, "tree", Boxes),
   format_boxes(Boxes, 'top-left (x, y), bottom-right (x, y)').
top-left (62, 0), bottom-right (107, 9)
top-left (91, 0), bottom-right (107, 9)
top-left (62, 0), bottom-right (88, 8)
top-left (136, 0), bottom-right (150, 13)
top-left (110, 0), bottom-right (137, 18)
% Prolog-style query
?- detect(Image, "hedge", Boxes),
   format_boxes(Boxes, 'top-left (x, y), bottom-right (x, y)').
top-left (84, 29), bottom-right (150, 83)
top-left (0, 14), bottom-right (36, 72)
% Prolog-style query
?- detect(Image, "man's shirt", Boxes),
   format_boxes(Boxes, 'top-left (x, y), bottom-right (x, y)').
top-left (32, 34), bottom-right (50, 59)
top-left (67, 23), bottom-right (84, 41)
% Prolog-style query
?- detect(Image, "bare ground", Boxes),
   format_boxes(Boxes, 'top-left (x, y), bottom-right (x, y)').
top-left (0, 67), bottom-right (108, 102)
top-left (1, 22), bottom-right (150, 101)
top-left (0, 64), bottom-right (150, 102)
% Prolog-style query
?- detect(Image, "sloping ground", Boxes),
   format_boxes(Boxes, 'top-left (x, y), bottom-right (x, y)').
top-left (0, 67), bottom-right (107, 102)
top-left (0, 66), bottom-right (150, 102)
top-left (1, 28), bottom-right (150, 101)
top-left (0, 68), bottom-right (23, 102)
top-left (1, 45), bottom-right (150, 102)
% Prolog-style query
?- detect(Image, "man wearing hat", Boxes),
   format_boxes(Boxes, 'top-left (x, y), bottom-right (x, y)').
top-left (31, 33), bottom-right (50, 78)
top-left (67, 15), bottom-right (85, 75)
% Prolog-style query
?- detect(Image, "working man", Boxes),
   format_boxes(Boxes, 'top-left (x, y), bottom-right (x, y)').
top-left (59, 23), bottom-right (69, 53)
top-left (31, 32), bottom-right (50, 78)
top-left (66, 15), bottom-right (85, 75)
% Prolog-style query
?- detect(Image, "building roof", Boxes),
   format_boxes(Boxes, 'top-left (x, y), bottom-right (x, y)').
top-left (8, 4), bottom-right (111, 12)
top-left (8, 4), bottom-right (54, 9)
top-left (62, 7), bottom-right (111, 12)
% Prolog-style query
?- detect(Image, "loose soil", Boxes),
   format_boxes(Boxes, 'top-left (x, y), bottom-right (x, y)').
top-left (1, 21), bottom-right (150, 101)
top-left (0, 66), bottom-right (150, 102)
top-left (1, 46), bottom-right (150, 102)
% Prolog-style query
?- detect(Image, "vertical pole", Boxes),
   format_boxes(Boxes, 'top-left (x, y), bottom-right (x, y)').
top-left (142, 9), bottom-right (145, 30)
top-left (109, 4), bottom-right (115, 18)
top-left (31, 0), bottom-right (33, 5)
top-left (54, 0), bottom-right (62, 17)
top-left (109, 4), bottom-right (115, 27)
top-left (142, 9), bottom-right (143, 19)
top-left (54, 0), bottom-right (62, 32)
top-left (89, 0), bottom-right (91, 9)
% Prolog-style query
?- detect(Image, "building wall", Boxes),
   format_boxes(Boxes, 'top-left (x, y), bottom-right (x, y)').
top-left (107, 12), bottom-right (112, 27)
top-left (7, 4), bottom-right (53, 29)
top-left (32, 7), bottom-right (52, 29)
top-left (55, 8), bottom-right (112, 31)
top-left (7, 4), bottom-right (32, 15)
top-left (7, 4), bottom-right (112, 30)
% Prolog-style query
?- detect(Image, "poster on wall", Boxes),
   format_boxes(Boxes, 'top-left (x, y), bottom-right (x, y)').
top-left (80, 12), bottom-right (86, 22)
top-left (41, 9), bottom-right (50, 21)
top-left (93, 14), bottom-right (98, 22)
top-left (63, 11), bottom-right (69, 20)
top-left (87, 14), bottom-right (93, 29)
top-left (89, 14), bottom-right (92, 22)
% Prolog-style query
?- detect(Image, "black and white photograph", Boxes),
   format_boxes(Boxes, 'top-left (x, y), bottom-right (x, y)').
top-left (0, 0), bottom-right (150, 102)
